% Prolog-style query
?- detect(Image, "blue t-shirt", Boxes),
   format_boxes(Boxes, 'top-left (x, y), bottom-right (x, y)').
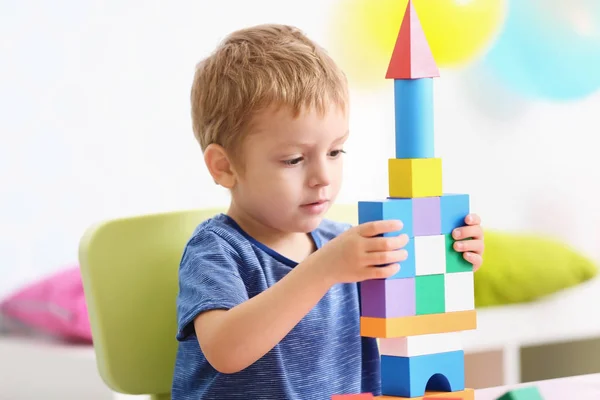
top-left (171, 213), bottom-right (381, 399)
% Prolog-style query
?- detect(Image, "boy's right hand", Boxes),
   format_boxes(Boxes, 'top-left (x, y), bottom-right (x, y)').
top-left (313, 219), bottom-right (409, 286)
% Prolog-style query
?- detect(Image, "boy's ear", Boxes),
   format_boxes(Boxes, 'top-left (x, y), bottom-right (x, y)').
top-left (203, 143), bottom-right (237, 188)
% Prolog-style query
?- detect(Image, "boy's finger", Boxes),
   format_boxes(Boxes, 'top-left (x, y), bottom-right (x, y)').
top-left (453, 225), bottom-right (483, 240)
top-left (366, 249), bottom-right (408, 266)
top-left (454, 239), bottom-right (484, 254)
top-left (365, 234), bottom-right (409, 252)
top-left (366, 263), bottom-right (400, 280)
top-left (465, 213), bottom-right (481, 225)
top-left (464, 252), bottom-right (483, 271)
top-left (358, 220), bottom-right (403, 237)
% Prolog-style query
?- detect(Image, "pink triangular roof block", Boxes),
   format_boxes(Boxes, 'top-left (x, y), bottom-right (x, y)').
top-left (386, 0), bottom-right (439, 79)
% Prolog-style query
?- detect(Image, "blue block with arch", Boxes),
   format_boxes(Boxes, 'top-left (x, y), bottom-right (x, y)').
top-left (381, 350), bottom-right (465, 397)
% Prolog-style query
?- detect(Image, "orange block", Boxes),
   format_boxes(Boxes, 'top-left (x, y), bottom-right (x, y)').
top-left (376, 388), bottom-right (474, 400)
top-left (360, 310), bottom-right (476, 338)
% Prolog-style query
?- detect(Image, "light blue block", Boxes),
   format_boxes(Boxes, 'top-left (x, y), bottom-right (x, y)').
top-left (358, 199), bottom-right (413, 237)
top-left (381, 351), bottom-right (465, 398)
top-left (440, 193), bottom-right (470, 234)
top-left (358, 199), bottom-right (416, 278)
top-left (394, 78), bottom-right (434, 159)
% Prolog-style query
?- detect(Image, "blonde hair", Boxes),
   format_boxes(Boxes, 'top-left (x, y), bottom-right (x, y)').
top-left (190, 23), bottom-right (348, 164)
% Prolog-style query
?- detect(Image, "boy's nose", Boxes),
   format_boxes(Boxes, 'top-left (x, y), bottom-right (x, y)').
top-left (308, 165), bottom-right (331, 188)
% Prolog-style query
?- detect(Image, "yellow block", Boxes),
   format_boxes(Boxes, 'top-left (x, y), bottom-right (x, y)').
top-left (361, 310), bottom-right (476, 338)
top-left (388, 158), bottom-right (442, 198)
top-left (376, 388), bottom-right (474, 399)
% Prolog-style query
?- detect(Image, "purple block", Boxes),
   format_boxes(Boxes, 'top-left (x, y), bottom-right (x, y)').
top-left (360, 278), bottom-right (416, 318)
top-left (412, 197), bottom-right (441, 235)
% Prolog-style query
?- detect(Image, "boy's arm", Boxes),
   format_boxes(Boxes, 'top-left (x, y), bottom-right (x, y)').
top-left (190, 219), bottom-right (405, 374)
top-left (194, 255), bottom-right (330, 374)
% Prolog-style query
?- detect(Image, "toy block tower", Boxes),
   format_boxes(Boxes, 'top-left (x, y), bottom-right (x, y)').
top-left (357, 1), bottom-right (476, 399)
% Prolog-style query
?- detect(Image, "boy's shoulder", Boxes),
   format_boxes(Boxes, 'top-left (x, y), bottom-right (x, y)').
top-left (186, 213), bottom-right (352, 248)
top-left (182, 213), bottom-right (247, 259)
top-left (179, 214), bottom-right (352, 270)
top-left (187, 213), bottom-right (239, 243)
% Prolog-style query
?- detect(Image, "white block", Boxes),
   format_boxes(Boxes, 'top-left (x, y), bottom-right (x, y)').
top-left (414, 235), bottom-right (446, 276)
top-left (379, 332), bottom-right (463, 357)
top-left (445, 271), bottom-right (475, 312)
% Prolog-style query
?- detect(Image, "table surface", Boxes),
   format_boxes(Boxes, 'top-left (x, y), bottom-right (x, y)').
top-left (475, 373), bottom-right (600, 399)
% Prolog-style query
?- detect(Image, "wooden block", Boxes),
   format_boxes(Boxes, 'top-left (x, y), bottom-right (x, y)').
top-left (381, 351), bottom-right (465, 397)
top-left (376, 388), bottom-right (474, 399)
top-left (412, 197), bottom-right (441, 235)
top-left (416, 274), bottom-right (445, 315)
top-left (360, 278), bottom-right (416, 318)
top-left (379, 332), bottom-right (463, 357)
top-left (361, 310), bottom-right (476, 338)
top-left (495, 386), bottom-right (544, 400)
top-left (444, 271), bottom-right (474, 313)
top-left (358, 199), bottom-right (417, 279)
top-left (385, 0), bottom-right (439, 79)
top-left (388, 158), bottom-right (442, 198)
top-left (378, 197), bottom-right (442, 236)
top-left (358, 199), bottom-right (413, 237)
top-left (440, 194), bottom-right (470, 235)
top-left (445, 234), bottom-right (472, 273)
top-left (415, 235), bottom-right (446, 276)
top-left (393, 79), bottom-right (434, 159)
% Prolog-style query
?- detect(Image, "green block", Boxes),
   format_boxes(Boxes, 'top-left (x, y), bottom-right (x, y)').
top-left (445, 233), bottom-right (473, 273)
top-left (415, 274), bottom-right (445, 315)
top-left (495, 386), bottom-right (544, 400)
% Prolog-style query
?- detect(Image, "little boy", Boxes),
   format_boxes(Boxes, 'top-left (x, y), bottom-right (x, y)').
top-left (172, 24), bottom-right (484, 400)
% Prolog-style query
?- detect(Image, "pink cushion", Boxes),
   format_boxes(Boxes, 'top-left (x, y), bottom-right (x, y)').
top-left (0, 266), bottom-right (92, 343)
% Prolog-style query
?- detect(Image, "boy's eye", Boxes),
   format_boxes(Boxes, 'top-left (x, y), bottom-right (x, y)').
top-left (329, 149), bottom-right (346, 157)
top-left (283, 157), bottom-right (303, 166)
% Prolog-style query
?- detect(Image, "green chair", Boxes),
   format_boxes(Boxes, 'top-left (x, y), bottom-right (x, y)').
top-left (78, 204), bottom-right (357, 399)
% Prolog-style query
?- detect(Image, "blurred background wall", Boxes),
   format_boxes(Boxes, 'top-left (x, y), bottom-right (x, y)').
top-left (2, 0), bottom-right (600, 298)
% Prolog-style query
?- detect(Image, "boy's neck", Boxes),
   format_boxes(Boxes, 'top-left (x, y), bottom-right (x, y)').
top-left (226, 203), bottom-right (316, 262)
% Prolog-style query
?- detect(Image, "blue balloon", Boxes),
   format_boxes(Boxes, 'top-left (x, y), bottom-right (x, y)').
top-left (481, 0), bottom-right (600, 101)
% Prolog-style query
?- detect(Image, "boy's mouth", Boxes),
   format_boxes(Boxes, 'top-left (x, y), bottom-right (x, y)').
top-left (300, 199), bottom-right (329, 215)
top-left (302, 199), bottom-right (328, 206)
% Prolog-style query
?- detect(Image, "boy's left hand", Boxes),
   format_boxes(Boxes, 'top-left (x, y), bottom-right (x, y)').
top-left (452, 213), bottom-right (484, 271)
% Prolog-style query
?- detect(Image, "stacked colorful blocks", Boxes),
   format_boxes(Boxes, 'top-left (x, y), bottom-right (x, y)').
top-left (358, 193), bottom-right (473, 319)
top-left (354, 1), bottom-right (477, 399)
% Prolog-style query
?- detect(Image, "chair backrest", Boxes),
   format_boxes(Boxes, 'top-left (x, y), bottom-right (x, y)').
top-left (78, 204), bottom-right (358, 396)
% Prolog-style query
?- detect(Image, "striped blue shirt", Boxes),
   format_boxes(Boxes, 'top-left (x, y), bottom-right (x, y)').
top-left (172, 213), bottom-right (381, 399)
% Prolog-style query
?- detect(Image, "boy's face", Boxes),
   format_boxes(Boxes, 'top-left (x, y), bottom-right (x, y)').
top-left (231, 104), bottom-right (349, 234)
